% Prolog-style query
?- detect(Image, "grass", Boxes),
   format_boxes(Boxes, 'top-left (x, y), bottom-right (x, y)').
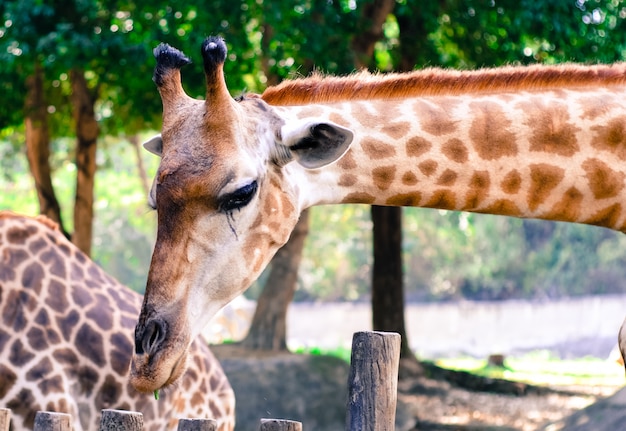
top-left (293, 346), bottom-right (352, 363)
top-left (296, 346), bottom-right (626, 387)
top-left (434, 351), bottom-right (626, 387)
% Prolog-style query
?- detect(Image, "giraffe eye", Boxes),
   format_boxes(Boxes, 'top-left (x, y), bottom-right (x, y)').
top-left (218, 181), bottom-right (258, 212)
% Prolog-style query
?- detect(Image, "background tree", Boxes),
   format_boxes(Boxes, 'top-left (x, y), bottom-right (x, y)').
top-left (4, 0), bottom-right (626, 347)
top-left (350, 0), bottom-right (419, 364)
top-left (242, 1), bottom-right (362, 350)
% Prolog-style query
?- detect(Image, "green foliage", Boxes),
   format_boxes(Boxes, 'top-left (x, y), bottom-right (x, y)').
top-left (4, 1), bottom-right (626, 300)
top-left (91, 136), bottom-right (158, 291)
top-left (299, 205), bottom-right (373, 301)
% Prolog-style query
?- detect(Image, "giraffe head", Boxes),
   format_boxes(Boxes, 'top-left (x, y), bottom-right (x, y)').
top-left (130, 37), bottom-right (353, 392)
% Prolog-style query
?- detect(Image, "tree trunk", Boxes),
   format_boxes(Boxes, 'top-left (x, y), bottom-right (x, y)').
top-left (70, 68), bottom-right (99, 257)
top-left (395, 3), bottom-right (440, 71)
top-left (24, 63), bottom-right (68, 237)
top-left (351, 0), bottom-right (418, 365)
top-left (241, 209), bottom-right (310, 350)
top-left (351, 0), bottom-right (397, 69)
top-left (240, 0), bottom-right (398, 353)
top-left (371, 206), bottom-right (413, 359)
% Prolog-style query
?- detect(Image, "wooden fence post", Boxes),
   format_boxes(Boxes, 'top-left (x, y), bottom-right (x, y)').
top-left (0, 408), bottom-right (10, 431)
top-left (345, 331), bottom-right (401, 431)
top-left (33, 412), bottom-right (71, 431)
top-left (99, 409), bottom-right (143, 430)
top-left (259, 418), bottom-right (303, 430)
top-left (177, 418), bottom-right (218, 430)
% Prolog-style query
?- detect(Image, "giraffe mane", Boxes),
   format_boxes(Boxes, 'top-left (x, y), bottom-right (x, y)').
top-left (261, 63), bottom-right (626, 106)
top-left (0, 210), bottom-right (59, 231)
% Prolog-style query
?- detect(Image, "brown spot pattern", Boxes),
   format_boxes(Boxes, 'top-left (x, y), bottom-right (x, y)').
top-left (415, 100), bottom-right (458, 135)
top-left (523, 101), bottom-right (580, 156)
top-left (339, 174), bottom-right (357, 187)
top-left (423, 190), bottom-right (456, 209)
top-left (7, 388), bottom-right (38, 428)
top-left (528, 164), bottom-right (565, 211)
top-left (76, 323), bottom-right (106, 367)
top-left (3, 248), bottom-right (29, 271)
top-left (501, 170), bottom-right (522, 194)
top-left (0, 213), bottom-right (235, 430)
top-left (86, 294), bottom-right (114, 330)
top-left (70, 261), bottom-right (85, 281)
top-left (38, 375), bottom-right (63, 395)
top-left (550, 186), bottom-right (583, 221)
top-left (465, 171), bottom-right (490, 209)
top-left (442, 138), bottom-right (469, 163)
top-left (362, 137), bottom-right (396, 159)
top-left (7, 227), bottom-right (29, 244)
top-left (418, 160), bottom-right (438, 177)
top-left (337, 151), bottom-right (357, 170)
top-left (479, 199), bottom-right (520, 216)
top-left (469, 101), bottom-right (518, 160)
top-left (584, 203), bottom-right (622, 228)
top-left (0, 363), bottom-right (17, 398)
top-left (28, 237), bottom-right (47, 254)
top-left (386, 192), bottom-right (422, 206)
top-left (22, 262), bottom-right (44, 294)
top-left (53, 348), bottom-right (79, 367)
top-left (57, 309), bottom-right (80, 341)
top-left (26, 357), bottom-right (53, 381)
top-left (352, 101), bottom-right (393, 127)
top-left (71, 286), bottom-right (94, 307)
top-left (9, 339), bottom-right (35, 366)
top-left (26, 326), bottom-right (48, 350)
top-left (0, 330), bottom-right (9, 352)
top-left (372, 166), bottom-right (396, 190)
top-left (41, 247), bottom-right (66, 278)
top-left (401, 171), bottom-right (418, 185)
top-left (406, 136), bottom-right (432, 158)
top-left (96, 375), bottom-right (123, 407)
top-left (381, 122), bottom-right (411, 139)
top-left (582, 158), bottom-right (625, 199)
top-left (341, 192), bottom-right (376, 204)
top-left (579, 95), bottom-right (612, 120)
top-left (45, 279), bottom-right (69, 313)
top-left (590, 116), bottom-right (626, 160)
top-left (437, 169), bottom-right (458, 186)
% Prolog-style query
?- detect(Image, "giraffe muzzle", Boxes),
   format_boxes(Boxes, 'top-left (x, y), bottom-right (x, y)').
top-left (134, 317), bottom-right (167, 356)
top-left (131, 306), bottom-right (191, 393)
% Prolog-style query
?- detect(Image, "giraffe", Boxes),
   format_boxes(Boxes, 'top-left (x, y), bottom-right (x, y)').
top-left (0, 212), bottom-right (235, 431)
top-left (131, 35), bottom-right (626, 392)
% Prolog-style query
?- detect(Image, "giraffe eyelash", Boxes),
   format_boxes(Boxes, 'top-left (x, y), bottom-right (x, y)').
top-left (217, 181), bottom-right (258, 213)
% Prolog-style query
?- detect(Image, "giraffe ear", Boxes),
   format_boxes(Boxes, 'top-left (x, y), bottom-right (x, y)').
top-left (280, 121), bottom-right (354, 169)
top-left (143, 135), bottom-right (163, 157)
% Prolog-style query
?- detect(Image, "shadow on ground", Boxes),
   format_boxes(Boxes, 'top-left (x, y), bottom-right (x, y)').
top-left (211, 344), bottom-right (624, 431)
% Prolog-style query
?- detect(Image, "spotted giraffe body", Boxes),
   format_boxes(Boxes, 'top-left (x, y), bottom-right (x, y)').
top-left (131, 36), bottom-right (626, 392)
top-left (0, 212), bottom-right (235, 431)
top-left (276, 84), bottom-right (626, 228)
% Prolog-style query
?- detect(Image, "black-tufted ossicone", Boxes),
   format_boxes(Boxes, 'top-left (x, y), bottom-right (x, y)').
top-left (153, 43), bottom-right (192, 87)
top-left (201, 36), bottom-right (227, 76)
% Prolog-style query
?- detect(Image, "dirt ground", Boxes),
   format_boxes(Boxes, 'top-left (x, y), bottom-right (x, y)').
top-left (213, 344), bottom-right (625, 431)
top-left (397, 363), bottom-right (620, 430)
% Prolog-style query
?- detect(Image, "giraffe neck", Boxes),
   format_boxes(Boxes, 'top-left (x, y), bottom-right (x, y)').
top-left (284, 86), bottom-right (626, 232)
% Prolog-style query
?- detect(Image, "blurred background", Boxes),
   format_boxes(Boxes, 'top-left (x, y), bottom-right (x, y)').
top-left (8, 2), bottom-right (626, 428)
top-left (3, 0), bottom-right (626, 367)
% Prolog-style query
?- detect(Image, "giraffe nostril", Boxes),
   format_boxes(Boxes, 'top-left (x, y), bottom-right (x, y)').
top-left (136, 319), bottom-right (167, 356)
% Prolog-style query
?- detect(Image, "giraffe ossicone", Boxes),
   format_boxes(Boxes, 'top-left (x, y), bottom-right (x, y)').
top-left (132, 35), bottom-right (626, 393)
top-left (0, 212), bottom-right (235, 431)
